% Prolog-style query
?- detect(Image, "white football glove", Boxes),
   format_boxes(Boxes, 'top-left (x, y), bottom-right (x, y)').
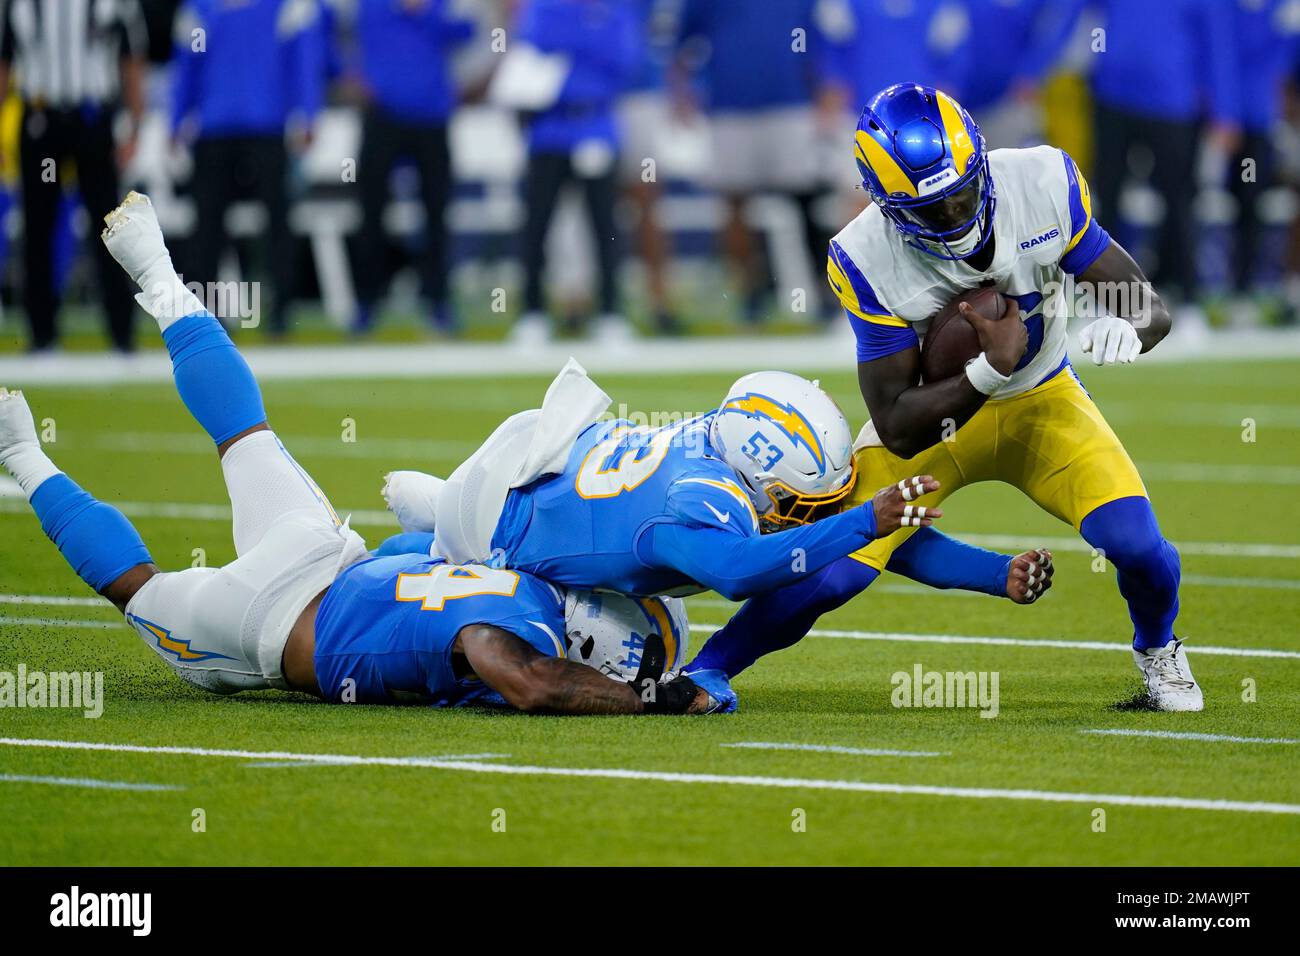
top-left (1078, 316), bottom-right (1141, 366)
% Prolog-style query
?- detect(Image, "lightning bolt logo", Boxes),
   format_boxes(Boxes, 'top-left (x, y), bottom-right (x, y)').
top-left (721, 392), bottom-right (826, 472)
top-left (638, 598), bottom-right (679, 671)
top-left (129, 615), bottom-right (236, 663)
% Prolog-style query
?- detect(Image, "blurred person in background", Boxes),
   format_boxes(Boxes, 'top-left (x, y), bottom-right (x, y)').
top-left (347, 0), bottom-right (474, 336)
top-left (818, 0), bottom-right (961, 224)
top-left (820, 0), bottom-right (956, 113)
top-left (1089, 0), bottom-right (1241, 334)
top-left (0, 0), bottom-right (148, 354)
top-left (170, 0), bottom-right (326, 338)
top-left (511, 0), bottom-right (639, 346)
top-left (674, 0), bottom-right (840, 327)
top-left (941, 0), bottom-right (1085, 149)
top-left (617, 0), bottom-right (681, 335)
top-left (1227, 0), bottom-right (1300, 325)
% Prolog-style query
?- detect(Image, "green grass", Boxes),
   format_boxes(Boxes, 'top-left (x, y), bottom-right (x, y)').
top-left (1, 359), bottom-right (1298, 865)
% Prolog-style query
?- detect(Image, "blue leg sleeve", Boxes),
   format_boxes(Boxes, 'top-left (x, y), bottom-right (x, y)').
top-left (162, 312), bottom-right (267, 445)
top-left (30, 474), bottom-right (153, 593)
top-left (1080, 496), bottom-right (1180, 650)
top-left (687, 556), bottom-right (879, 678)
top-left (886, 527), bottom-right (1010, 597)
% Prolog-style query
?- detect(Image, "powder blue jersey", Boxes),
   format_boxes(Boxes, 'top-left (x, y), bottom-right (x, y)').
top-left (313, 553), bottom-right (566, 706)
top-left (493, 416), bottom-right (762, 597)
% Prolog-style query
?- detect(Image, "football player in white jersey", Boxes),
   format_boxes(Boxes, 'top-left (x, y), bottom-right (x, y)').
top-left (689, 83), bottom-right (1199, 711)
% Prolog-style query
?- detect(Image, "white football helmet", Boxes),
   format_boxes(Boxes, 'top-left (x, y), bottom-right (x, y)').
top-left (563, 590), bottom-right (689, 683)
top-left (709, 371), bottom-right (855, 530)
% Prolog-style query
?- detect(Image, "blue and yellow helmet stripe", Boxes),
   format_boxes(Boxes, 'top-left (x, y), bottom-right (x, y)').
top-left (853, 82), bottom-right (994, 260)
top-left (638, 598), bottom-right (680, 671)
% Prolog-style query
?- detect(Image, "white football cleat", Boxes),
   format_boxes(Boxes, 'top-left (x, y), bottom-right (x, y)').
top-left (0, 387), bottom-right (59, 495)
top-left (0, 387), bottom-right (38, 453)
top-left (102, 191), bottom-right (205, 324)
top-left (1133, 639), bottom-right (1203, 712)
top-left (101, 191), bottom-right (171, 289)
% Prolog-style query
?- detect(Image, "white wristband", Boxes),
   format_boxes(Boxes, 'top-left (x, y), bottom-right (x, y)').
top-left (964, 352), bottom-right (1011, 396)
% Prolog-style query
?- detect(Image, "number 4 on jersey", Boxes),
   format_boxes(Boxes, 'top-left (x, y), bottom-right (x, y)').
top-left (396, 565), bottom-right (520, 611)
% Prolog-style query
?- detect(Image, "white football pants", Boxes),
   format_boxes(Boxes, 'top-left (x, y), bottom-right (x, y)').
top-left (124, 431), bottom-right (367, 694)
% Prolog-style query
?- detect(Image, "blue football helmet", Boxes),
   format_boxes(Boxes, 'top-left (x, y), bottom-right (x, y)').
top-left (854, 83), bottom-right (995, 261)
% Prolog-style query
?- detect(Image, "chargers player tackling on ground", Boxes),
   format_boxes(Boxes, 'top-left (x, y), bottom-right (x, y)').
top-left (0, 194), bottom-right (722, 716)
top-left (384, 370), bottom-right (952, 602)
top-left (690, 83), bottom-right (1198, 711)
top-left (382, 378), bottom-right (1053, 613)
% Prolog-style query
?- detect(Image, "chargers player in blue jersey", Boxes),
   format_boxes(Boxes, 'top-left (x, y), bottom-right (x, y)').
top-left (0, 193), bottom-right (725, 716)
top-left (383, 373), bottom-right (1053, 616)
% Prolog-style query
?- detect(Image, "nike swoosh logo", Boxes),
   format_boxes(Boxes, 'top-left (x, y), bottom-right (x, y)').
top-left (703, 501), bottom-right (731, 524)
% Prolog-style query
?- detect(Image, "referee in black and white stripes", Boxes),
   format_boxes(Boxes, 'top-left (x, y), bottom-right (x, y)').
top-left (0, 0), bottom-right (147, 353)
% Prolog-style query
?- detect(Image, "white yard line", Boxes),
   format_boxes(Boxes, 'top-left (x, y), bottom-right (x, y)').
top-left (690, 573), bottom-right (1300, 603)
top-left (96, 432), bottom-right (474, 461)
top-left (721, 742), bottom-right (946, 758)
top-left (1082, 729), bottom-right (1299, 745)
top-left (1181, 574), bottom-right (1300, 592)
top-left (1138, 462), bottom-right (1300, 485)
top-left (0, 616), bottom-right (120, 631)
top-left (243, 752), bottom-right (512, 768)
top-left (4, 329), bottom-right (1300, 385)
top-left (683, 623), bottom-right (1300, 660)
top-left (0, 773), bottom-right (180, 791)
top-left (954, 533), bottom-right (1300, 561)
top-left (0, 498), bottom-right (397, 527)
top-left (0, 595), bottom-right (109, 608)
top-left (5, 610), bottom-right (1296, 661)
top-left (0, 736), bottom-right (1294, 815)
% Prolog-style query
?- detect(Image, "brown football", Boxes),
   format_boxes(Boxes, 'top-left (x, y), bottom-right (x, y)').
top-left (920, 286), bottom-right (1007, 383)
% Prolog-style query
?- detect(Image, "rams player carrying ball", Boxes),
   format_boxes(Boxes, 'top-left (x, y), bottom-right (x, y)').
top-left (690, 83), bottom-right (1200, 712)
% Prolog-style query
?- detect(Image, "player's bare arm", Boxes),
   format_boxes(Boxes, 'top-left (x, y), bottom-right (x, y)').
top-left (1075, 239), bottom-right (1172, 355)
top-left (457, 624), bottom-right (710, 715)
top-left (856, 296), bottom-right (1026, 458)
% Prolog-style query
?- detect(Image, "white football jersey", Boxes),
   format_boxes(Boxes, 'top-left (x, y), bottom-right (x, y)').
top-left (828, 145), bottom-right (1109, 399)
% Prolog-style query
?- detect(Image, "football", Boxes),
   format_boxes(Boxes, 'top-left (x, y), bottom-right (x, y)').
top-left (920, 286), bottom-right (1007, 383)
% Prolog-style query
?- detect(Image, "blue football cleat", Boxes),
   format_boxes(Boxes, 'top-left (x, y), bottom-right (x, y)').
top-left (687, 667), bottom-right (738, 714)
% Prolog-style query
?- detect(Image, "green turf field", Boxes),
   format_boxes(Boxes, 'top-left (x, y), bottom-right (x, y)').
top-left (1, 358), bottom-right (1298, 865)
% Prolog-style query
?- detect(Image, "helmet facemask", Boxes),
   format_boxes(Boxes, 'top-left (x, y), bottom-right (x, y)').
top-left (755, 456), bottom-right (859, 532)
top-left (880, 158), bottom-right (996, 261)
